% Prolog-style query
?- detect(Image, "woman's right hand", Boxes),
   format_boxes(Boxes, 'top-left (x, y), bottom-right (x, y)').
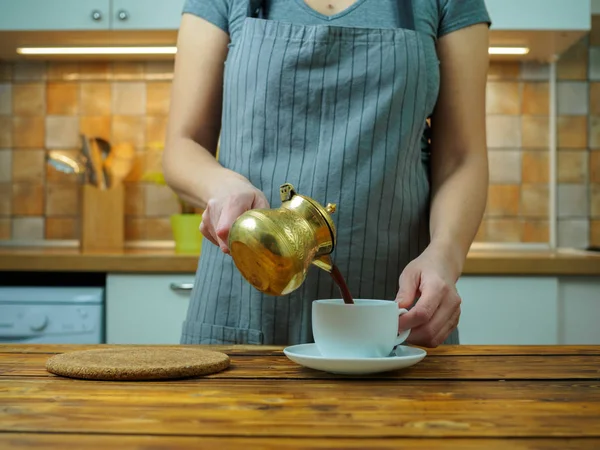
top-left (200, 174), bottom-right (270, 254)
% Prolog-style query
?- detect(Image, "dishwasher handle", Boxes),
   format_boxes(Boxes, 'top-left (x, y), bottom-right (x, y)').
top-left (169, 282), bottom-right (195, 293)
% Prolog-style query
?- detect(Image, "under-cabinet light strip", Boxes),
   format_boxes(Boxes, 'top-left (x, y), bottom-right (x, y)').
top-left (17, 46), bottom-right (529, 56)
top-left (17, 46), bottom-right (177, 55)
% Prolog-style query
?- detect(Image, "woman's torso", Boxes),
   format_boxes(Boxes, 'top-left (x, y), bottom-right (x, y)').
top-left (180, 0), bottom-right (489, 345)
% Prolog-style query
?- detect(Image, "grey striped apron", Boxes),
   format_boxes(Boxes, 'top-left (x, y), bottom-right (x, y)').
top-left (181, 0), bottom-right (459, 346)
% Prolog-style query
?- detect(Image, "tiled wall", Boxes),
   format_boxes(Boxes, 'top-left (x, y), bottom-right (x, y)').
top-left (480, 30), bottom-right (598, 248)
top-left (0, 29), bottom-right (599, 247)
top-left (0, 60), bottom-right (180, 242)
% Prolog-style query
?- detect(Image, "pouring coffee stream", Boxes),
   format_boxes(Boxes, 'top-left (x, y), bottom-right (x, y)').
top-left (229, 183), bottom-right (354, 304)
top-left (330, 264), bottom-right (354, 305)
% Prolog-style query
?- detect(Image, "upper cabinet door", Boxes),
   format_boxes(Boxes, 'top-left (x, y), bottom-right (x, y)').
top-left (111, 0), bottom-right (186, 30)
top-left (0, 0), bottom-right (111, 30)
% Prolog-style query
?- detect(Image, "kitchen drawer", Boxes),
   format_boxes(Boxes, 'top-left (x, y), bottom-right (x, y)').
top-left (106, 273), bottom-right (194, 344)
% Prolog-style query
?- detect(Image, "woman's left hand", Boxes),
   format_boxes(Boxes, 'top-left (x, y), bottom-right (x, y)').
top-left (395, 245), bottom-right (462, 348)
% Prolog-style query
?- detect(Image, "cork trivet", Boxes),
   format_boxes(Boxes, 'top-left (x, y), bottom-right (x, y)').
top-left (45, 347), bottom-right (230, 381)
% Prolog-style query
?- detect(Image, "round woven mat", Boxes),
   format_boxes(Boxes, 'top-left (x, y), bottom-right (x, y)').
top-left (45, 347), bottom-right (230, 381)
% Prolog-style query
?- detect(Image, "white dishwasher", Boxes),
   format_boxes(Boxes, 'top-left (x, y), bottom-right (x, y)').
top-left (0, 287), bottom-right (104, 344)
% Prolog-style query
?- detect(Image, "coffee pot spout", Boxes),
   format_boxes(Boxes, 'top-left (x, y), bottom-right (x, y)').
top-left (312, 254), bottom-right (333, 273)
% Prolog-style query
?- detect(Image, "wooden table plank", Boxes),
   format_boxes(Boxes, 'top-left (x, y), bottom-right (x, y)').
top-left (2, 353), bottom-right (600, 380)
top-left (2, 344), bottom-right (600, 356)
top-left (1, 379), bottom-right (599, 438)
top-left (0, 344), bottom-right (284, 355)
top-left (1, 434), bottom-right (599, 450)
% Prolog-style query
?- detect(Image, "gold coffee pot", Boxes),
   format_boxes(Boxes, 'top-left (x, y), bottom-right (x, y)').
top-left (228, 183), bottom-right (337, 296)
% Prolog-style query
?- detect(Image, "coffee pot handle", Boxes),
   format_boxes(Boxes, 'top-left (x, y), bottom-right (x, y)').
top-left (395, 308), bottom-right (411, 346)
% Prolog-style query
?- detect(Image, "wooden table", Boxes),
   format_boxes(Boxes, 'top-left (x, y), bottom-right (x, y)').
top-left (1, 344), bottom-right (600, 449)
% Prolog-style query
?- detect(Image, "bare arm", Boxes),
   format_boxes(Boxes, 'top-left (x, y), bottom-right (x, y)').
top-left (163, 13), bottom-right (247, 210)
top-left (164, 13), bottom-right (269, 251)
top-left (428, 23), bottom-right (490, 279)
top-left (396, 23), bottom-right (489, 347)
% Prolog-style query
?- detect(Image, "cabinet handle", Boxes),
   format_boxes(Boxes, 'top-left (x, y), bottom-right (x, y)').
top-left (117, 10), bottom-right (129, 21)
top-left (170, 282), bottom-right (194, 292)
top-left (91, 10), bottom-right (103, 21)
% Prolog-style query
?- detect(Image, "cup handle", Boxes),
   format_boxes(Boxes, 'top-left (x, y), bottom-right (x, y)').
top-left (395, 308), bottom-right (410, 347)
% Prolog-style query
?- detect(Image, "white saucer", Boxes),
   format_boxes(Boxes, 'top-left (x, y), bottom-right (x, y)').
top-left (283, 343), bottom-right (426, 375)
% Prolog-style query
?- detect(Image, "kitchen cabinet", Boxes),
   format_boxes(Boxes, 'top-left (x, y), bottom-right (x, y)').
top-left (0, 0), bottom-right (111, 31)
top-left (558, 277), bottom-right (600, 344)
top-left (485, 0), bottom-right (591, 31)
top-left (0, 0), bottom-right (185, 31)
top-left (105, 273), bottom-right (600, 346)
top-left (456, 276), bottom-right (559, 345)
top-left (457, 275), bottom-right (600, 345)
top-left (106, 274), bottom-right (193, 344)
top-left (111, 0), bottom-right (186, 30)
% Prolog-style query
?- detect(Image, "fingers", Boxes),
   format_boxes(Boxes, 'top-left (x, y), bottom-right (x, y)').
top-left (215, 203), bottom-right (243, 253)
top-left (215, 193), bottom-right (264, 253)
top-left (200, 186), bottom-right (269, 254)
top-left (200, 206), bottom-right (219, 247)
top-left (397, 275), bottom-right (446, 332)
top-left (395, 265), bottom-right (420, 309)
top-left (406, 290), bottom-right (461, 348)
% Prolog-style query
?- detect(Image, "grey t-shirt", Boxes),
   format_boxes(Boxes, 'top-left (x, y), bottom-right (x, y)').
top-left (182, 0), bottom-right (491, 119)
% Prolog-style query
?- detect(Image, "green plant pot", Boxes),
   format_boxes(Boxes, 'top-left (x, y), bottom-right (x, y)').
top-left (170, 214), bottom-right (203, 255)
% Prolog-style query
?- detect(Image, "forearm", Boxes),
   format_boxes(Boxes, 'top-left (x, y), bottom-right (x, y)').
top-left (162, 13), bottom-right (235, 210)
top-left (428, 151), bottom-right (488, 280)
top-left (162, 136), bottom-right (246, 210)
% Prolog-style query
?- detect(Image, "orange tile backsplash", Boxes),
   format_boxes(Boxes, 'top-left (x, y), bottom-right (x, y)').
top-left (45, 183), bottom-right (79, 216)
top-left (558, 151), bottom-right (587, 184)
top-left (0, 183), bottom-right (10, 216)
top-left (558, 116), bottom-right (588, 149)
top-left (591, 220), bottom-right (600, 246)
top-left (0, 32), bottom-right (599, 246)
top-left (12, 83), bottom-right (44, 116)
top-left (557, 37), bottom-right (588, 80)
top-left (46, 82), bottom-right (79, 115)
top-left (486, 82), bottom-right (520, 115)
top-left (12, 149), bottom-right (45, 183)
top-left (0, 61), bottom-right (174, 243)
top-left (522, 151), bottom-right (549, 184)
top-left (591, 152), bottom-right (600, 184)
top-left (111, 115), bottom-right (145, 147)
top-left (12, 116), bottom-right (45, 148)
top-left (521, 117), bottom-right (549, 149)
top-left (79, 116), bottom-right (111, 142)
top-left (0, 116), bottom-right (11, 147)
top-left (80, 82), bottom-right (111, 115)
top-left (522, 220), bottom-right (550, 243)
top-left (0, 218), bottom-right (9, 240)
top-left (11, 183), bottom-right (44, 216)
top-left (520, 184), bottom-right (550, 218)
top-left (522, 82), bottom-right (549, 116)
top-left (146, 82), bottom-right (171, 115)
top-left (486, 185), bottom-right (520, 217)
top-left (45, 116), bottom-right (80, 148)
top-left (45, 217), bottom-right (79, 240)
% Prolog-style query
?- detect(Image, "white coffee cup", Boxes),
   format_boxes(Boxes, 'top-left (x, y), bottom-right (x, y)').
top-left (312, 299), bottom-right (411, 359)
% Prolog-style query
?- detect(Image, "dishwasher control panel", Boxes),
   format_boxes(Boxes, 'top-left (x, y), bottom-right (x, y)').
top-left (0, 287), bottom-right (104, 344)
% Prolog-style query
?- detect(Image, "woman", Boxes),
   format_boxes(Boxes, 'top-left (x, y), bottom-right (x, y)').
top-left (163, 0), bottom-right (491, 348)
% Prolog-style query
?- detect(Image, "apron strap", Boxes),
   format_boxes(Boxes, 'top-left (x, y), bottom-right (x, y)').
top-left (398, 0), bottom-right (415, 31)
top-left (249, 0), bottom-right (415, 29)
top-left (247, 0), bottom-right (264, 18)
